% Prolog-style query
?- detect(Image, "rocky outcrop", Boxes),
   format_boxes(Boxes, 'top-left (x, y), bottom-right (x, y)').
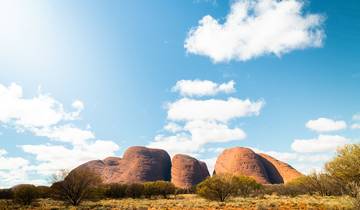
top-left (72, 146), bottom-right (171, 184)
top-left (171, 154), bottom-right (210, 189)
top-left (214, 147), bottom-right (302, 184)
top-left (71, 146), bottom-right (301, 186)
top-left (258, 153), bottom-right (303, 184)
top-left (214, 147), bottom-right (270, 184)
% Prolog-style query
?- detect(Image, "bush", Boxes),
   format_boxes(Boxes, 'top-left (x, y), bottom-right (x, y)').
top-left (105, 183), bottom-right (128, 198)
top-left (144, 181), bottom-right (175, 198)
top-left (12, 184), bottom-right (38, 205)
top-left (125, 183), bottom-right (144, 198)
top-left (51, 168), bottom-right (101, 206)
top-left (196, 174), bottom-right (261, 202)
top-left (326, 144), bottom-right (360, 184)
top-left (232, 175), bottom-right (262, 197)
top-left (0, 189), bottom-right (13, 199)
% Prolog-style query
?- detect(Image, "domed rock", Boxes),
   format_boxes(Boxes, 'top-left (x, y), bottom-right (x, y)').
top-left (71, 146), bottom-right (171, 184)
top-left (258, 153), bottom-right (302, 183)
top-left (214, 147), bottom-right (270, 184)
top-left (171, 154), bottom-right (210, 189)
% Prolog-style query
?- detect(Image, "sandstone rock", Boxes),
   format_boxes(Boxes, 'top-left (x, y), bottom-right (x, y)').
top-left (258, 153), bottom-right (302, 183)
top-left (72, 146), bottom-right (171, 184)
top-left (171, 154), bottom-right (210, 189)
top-left (214, 147), bottom-right (270, 184)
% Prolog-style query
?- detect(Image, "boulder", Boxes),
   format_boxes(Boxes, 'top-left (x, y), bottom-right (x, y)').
top-left (71, 146), bottom-right (171, 184)
top-left (214, 147), bottom-right (270, 184)
top-left (171, 154), bottom-right (210, 189)
top-left (258, 153), bottom-right (302, 183)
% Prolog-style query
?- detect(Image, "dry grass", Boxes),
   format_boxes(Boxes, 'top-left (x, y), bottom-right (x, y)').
top-left (0, 194), bottom-right (355, 210)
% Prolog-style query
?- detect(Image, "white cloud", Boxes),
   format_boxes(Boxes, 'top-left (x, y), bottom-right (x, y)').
top-left (149, 80), bottom-right (263, 157)
top-left (168, 97), bottom-right (264, 123)
top-left (32, 125), bottom-right (95, 145)
top-left (164, 122), bottom-right (183, 133)
top-left (306, 118), bottom-right (347, 132)
top-left (291, 135), bottom-right (349, 153)
top-left (351, 124), bottom-right (360, 130)
top-left (353, 114), bottom-right (360, 121)
top-left (22, 140), bottom-right (119, 175)
top-left (0, 83), bottom-right (120, 186)
top-left (185, 0), bottom-right (325, 62)
top-left (0, 83), bottom-right (81, 129)
top-left (172, 80), bottom-right (235, 97)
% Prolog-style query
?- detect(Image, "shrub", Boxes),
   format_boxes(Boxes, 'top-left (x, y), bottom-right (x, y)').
top-left (12, 184), bottom-right (38, 205)
top-left (153, 181), bottom-right (175, 198)
top-left (105, 183), bottom-right (128, 198)
top-left (232, 175), bottom-right (262, 197)
top-left (196, 174), bottom-right (260, 202)
top-left (51, 168), bottom-right (101, 206)
top-left (0, 189), bottom-right (13, 199)
top-left (125, 183), bottom-right (144, 198)
top-left (325, 144), bottom-right (360, 186)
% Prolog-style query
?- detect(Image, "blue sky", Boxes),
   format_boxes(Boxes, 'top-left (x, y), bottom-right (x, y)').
top-left (0, 0), bottom-right (359, 187)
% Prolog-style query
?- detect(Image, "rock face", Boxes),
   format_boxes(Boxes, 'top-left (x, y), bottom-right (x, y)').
top-left (214, 147), bottom-right (302, 184)
top-left (214, 147), bottom-right (270, 184)
top-left (171, 154), bottom-right (210, 189)
top-left (73, 146), bottom-right (171, 184)
top-left (258, 153), bottom-right (303, 184)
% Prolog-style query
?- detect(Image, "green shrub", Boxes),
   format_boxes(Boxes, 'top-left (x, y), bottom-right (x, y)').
top-left (105, 183), bottom-right (128, 198)
top-left (0, 189), bottom-right (13, 199)
top-left (232, 175), bottom-right (262, 197)
top-left (12, 184), bottom-right (38, 205)
top-left (326, 144), bottom-right (360, 185)
top-left (125, 183), bottom-right (144, 198)
top-left (196, 174), bottom-right (261, 202)
top-left (153, 181), bottom-right (175, 198)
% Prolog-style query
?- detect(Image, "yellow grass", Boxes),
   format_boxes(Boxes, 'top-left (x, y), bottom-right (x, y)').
top-left (0, 194), bottom-right (355, 210)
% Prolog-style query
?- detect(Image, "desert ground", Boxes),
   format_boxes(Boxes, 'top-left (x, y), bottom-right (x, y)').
top-left (0, 194), bottom-right (354, 210)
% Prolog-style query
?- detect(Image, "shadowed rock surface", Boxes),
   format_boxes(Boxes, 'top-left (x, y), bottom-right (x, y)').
top-left (171, 154), bottom-right (210, 188)
top-left (258, 153), bottom-right (303, 183)
top-left (214, 147), bottom-right (270, 184)
top-left (72, 146), bottom-right (171, 184)
top-left (214, 147), bottom-right (302, 184)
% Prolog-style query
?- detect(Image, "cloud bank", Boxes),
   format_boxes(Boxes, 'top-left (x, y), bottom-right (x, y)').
top-left (185, 0), bottom-right (325, 62)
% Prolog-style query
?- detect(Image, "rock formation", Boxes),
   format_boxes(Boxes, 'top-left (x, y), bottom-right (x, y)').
top-left (214, 147), bottom-right (270, 184)
top-left (258, 153), bottom-right (303, 184)
top-left (214, 147), bottom-right (302, 184)
top-left (70, 146), bottom-right (301, 186)
top-left (171, 154), bottom-right (210, 188)
top-left (72, 146), bottom-right (171, 184)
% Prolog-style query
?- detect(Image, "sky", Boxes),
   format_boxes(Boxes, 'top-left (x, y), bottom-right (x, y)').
top-left (0, 0), bottom-right (359, 188)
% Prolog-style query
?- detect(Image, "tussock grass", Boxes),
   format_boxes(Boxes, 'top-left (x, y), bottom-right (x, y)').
top-left (0, 194), bottom-right (354, 210)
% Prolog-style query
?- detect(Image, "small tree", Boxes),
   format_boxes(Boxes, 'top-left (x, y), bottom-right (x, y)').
top-left (0, 189), bottom-right (13, 199)
top-left (51, 167), bottom-right (101, 206)
top-left (196, 174), bottom-right (239, 202)
top-left (12, 184), bottom-right (38, 205)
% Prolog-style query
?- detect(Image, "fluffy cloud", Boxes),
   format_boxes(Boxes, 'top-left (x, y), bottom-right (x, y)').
top-left (305, 117), bottom-right (347, 133)
top-left (0, 148), bottom-right (31, 188)
top-left (167, 97), bottom-right (264, 122)
top-left (172, 80), bottom-right (235, 97)
top-left (185, 0), bottom-right (325, 62)
top-left (291, 135), bottom-right (349, 153)
top-left (149, 80), bottom-right (263, 156)
top-left (21, 140), bottom-right (119, 175)
top-left (0, 83), bottom-right (82, 129)
top-left (0, 83), bottom-right (120, 186)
